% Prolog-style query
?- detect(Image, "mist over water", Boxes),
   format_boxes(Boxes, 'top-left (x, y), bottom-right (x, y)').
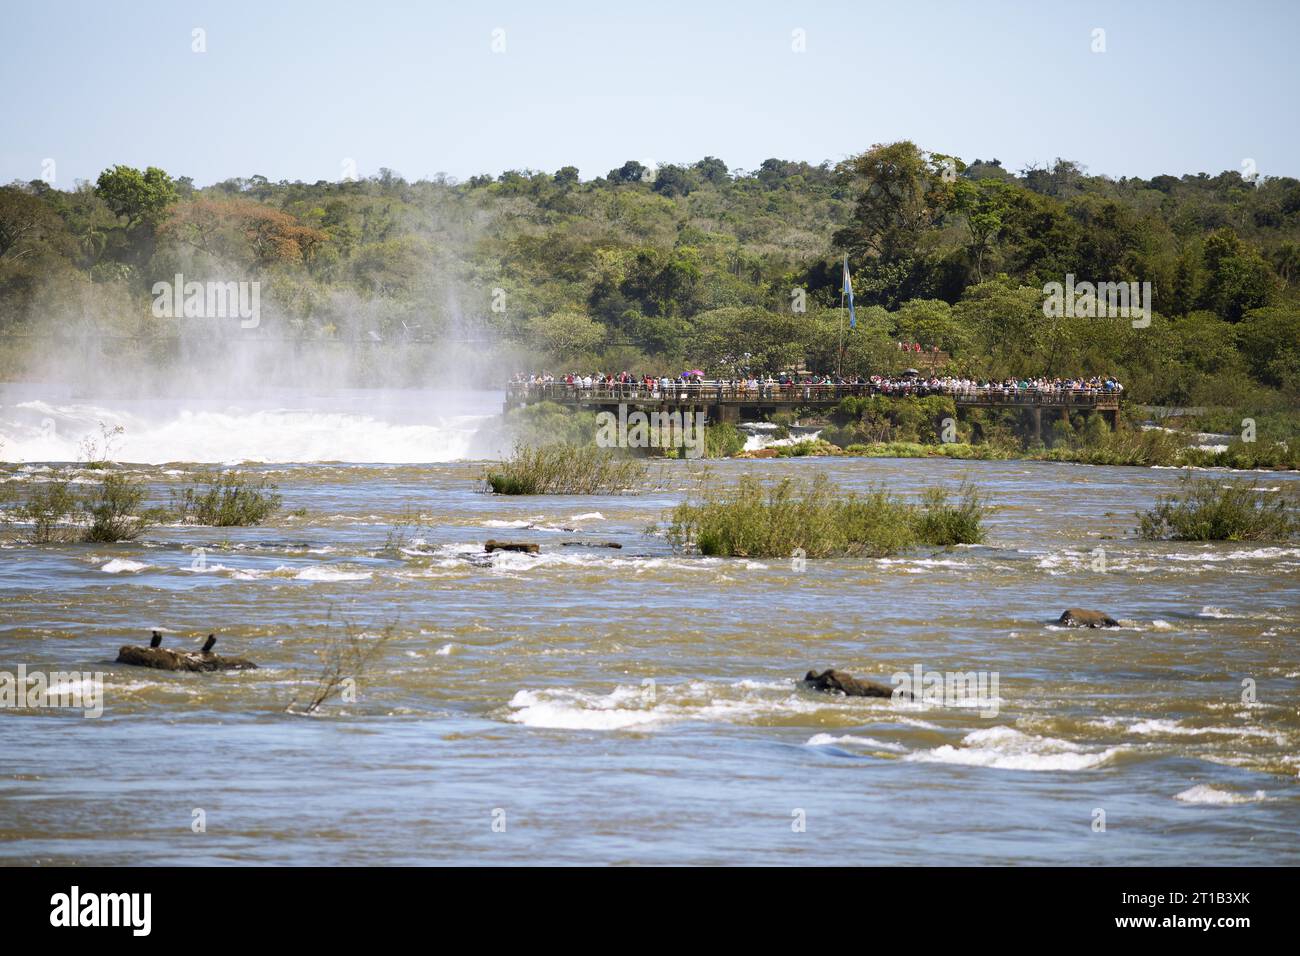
top-left (1, 300), bottom-right (522, 463)
top-left (0, 382), bottom-right (504, 464)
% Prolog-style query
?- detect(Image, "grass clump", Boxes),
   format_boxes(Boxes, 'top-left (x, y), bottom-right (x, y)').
top-left (662, 473), bottom-right (985, 558)
top-left (911, 484), bottom-right (987, 546)
top-left (173, 472), bottom-right (282, 526)
top-left (484, 443), bottom-right (648, 495)
top-left (775, 439), bottom-right (843, 457)
top-left (1138, 476), bottom-right (1298, 541)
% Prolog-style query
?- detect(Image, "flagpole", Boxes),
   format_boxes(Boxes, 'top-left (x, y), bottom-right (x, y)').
top-left (837, 286), bottom-right (845, 380)
top-left (837, 255), bottom-right (847, 381)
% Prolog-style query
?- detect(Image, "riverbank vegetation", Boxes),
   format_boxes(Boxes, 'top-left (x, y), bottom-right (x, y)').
top-left (1138, 476), bottom-right (1298, 541)
top-left (484, 443), bottom-right (648, 495)
top-left (3, 144), bottom-right (1296, 443)
top-left (662, 473), bottom-right (985, 557)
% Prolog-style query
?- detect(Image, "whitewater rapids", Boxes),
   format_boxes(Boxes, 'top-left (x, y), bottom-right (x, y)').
top-left (0, 385), bottom-right (503, 464)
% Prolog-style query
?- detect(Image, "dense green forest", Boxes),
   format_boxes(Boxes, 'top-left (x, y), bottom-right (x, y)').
top-left (1, 143), bottom-right (1297, 421)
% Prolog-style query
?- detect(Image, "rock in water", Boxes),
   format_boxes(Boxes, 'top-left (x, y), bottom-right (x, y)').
top-left (484, 540), bottom-right (540, 554)
top-left (116, 645), bottom-right (257, 672)
top-left (802, 668), bottom-right (902, 699)
top-left (1057, 608), bottom-right (1120, 628)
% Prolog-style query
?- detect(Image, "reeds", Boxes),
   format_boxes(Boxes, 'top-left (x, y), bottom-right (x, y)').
top-left (484, 443), bottom-right (648, 495)
top-left (663, 473), bottom-right (985, 558)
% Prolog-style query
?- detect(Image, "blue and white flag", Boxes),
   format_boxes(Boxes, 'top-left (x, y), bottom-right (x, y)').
top-left (842, 256), bottom-right (856, 329)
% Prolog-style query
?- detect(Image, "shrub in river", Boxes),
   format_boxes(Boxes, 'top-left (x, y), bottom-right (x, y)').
top-left (910, 483), bottom-right (986, 546)
top-left (1034, 426), bottom-right (1184, 466)
top-left (837, 441), bottom-right (1012, 461)
top-left (662, 473), bottom-right (985, 558)
top-left (382, 506), bottom-right (434, 554)
top-left (704, 422), bottom-right (746, 458)
top-left (82, 473), bottom-right (149, 542)
top-left (484, 443), bottom-right (648, 495)
top-left (5, 470), bottom-right (149, 543)
top-left (287, 613), bottom-right (396, 716)
top-left (173, 472), bottom-right (282, 526)
top-left (1137, 476), bottom-right (1298, 542)
top-left (78, 422), bottom-right (125, 470)
top-left (1179, 440), bottom-right (1297, 471)
top-left (775, 438), bottom-right (843, 457)
top-left (10, 475), bottom-right (78, 543)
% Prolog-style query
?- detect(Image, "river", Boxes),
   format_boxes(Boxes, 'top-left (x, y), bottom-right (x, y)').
top-left (1, 387), bottom-right (1297, 864)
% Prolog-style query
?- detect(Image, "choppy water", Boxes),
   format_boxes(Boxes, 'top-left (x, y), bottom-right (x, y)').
top-left (1, 390), bottom-right (1298, 865)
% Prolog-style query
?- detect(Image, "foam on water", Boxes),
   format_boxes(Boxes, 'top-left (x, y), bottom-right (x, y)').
top-left (504, 679), bottom-right (881, 731)
top-left (293, 566), bottom-right (373, 582)
top-left (1129, 719), bottom-right (1285, 744)
top-left (1174, 785), bottom-right (1267, 805)
top-left (906, 726), bottom-right (1124, 772)
top-left (807, 733), bottom-right (907, 753)
top-left (100, 558), bottom-right (150, 574)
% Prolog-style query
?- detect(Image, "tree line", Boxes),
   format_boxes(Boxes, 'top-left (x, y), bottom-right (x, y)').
top-left (0, 144), bottom-right (1297, 418)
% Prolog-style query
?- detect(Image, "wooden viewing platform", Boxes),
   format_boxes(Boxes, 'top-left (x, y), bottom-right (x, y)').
top-left (504, 382), bottom-right (1121, 439)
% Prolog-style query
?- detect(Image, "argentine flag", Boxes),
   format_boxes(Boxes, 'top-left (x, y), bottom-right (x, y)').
top-left (842, 256), bottom-right (856, 329)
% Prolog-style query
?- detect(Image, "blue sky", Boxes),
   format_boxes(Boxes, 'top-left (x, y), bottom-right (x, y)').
top-left (2, 0), bottom-right (1296, 187)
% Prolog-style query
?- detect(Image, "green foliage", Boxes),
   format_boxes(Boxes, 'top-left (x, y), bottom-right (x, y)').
top-left (1237, 307), bottom-right (1300, 391)
top-left (503, 401), bottom-right (600, 446)
top-left (662, 473), bottom-right (985, 558)
top-left (11, 475), bottom-right (78, 543)
top-left (704, 423), bottom-right (746, 458)
top-left (824, 394), bottom-right (959, 446)
top-left (775, 439), bottom-right (842, 457)
top-left (841, 441), bottom-right (1011, 460)
top-left (82, 473), bottom-right (148, 542)
top-left (173, 472), bottom-right (283, 526)
top-left (1034, 426), bottom-right (1185, 466)
top-left (5, 470), bottom-right (148, 543)
top-left (1138, 477), bottom-right (1297, 541)
top-left (910, 484), bottom-right (987, 546)
top-left (4, 149), bottom-right (1299, 420)
top-left (94, 165), bottom-right (178, 230)
top-left (484, 443), bottom-right (648, 495)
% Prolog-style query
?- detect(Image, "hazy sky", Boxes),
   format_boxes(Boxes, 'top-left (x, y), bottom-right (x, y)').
top-left (2, 0), bottom-right (1296, 188)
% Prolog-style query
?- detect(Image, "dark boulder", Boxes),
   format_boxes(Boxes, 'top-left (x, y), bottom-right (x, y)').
top-left (802, 668), bottom-right (904, 699)
top-left (485, 540), bottom-right (539, 554)
top-left (1057, 608), bottom-right (1120, 628)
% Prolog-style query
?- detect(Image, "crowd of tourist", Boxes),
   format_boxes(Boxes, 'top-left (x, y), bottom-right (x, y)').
top-left (508, 371), bottom-right (1123, 401)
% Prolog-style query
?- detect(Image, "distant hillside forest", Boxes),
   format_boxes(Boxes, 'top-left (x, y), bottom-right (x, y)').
top-left (1, 142), bottom-right (1297, 412)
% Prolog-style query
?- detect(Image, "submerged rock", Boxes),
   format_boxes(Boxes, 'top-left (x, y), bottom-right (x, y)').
top-left (116, 633), bottom-right (257, 672)
top-left (802, 668), bottom-right (903, 699)
top-left (484, 540), bottom-right (540, 554)
top-left (559, 541), bottom-right (622, 549)
top-left (1057, 608), bottom-right (1120, 628)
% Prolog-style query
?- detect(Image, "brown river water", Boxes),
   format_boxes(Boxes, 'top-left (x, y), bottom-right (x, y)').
top-left (0, 388), bottom-right (1297, 865)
